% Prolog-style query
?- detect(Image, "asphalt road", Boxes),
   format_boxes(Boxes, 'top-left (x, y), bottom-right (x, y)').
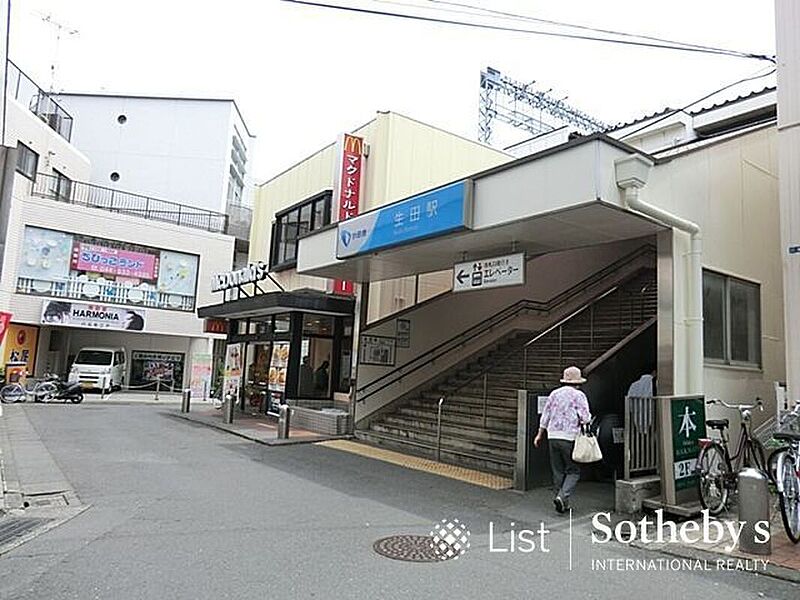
top-left (0, 404), bottom-right (796, 600)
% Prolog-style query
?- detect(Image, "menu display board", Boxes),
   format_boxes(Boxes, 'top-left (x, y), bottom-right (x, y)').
top-left (267, 342), bottom-right (290, 414)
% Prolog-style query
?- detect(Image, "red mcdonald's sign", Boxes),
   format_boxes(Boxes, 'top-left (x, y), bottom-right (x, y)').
top-left (333, 133), bottom-right (364, 296)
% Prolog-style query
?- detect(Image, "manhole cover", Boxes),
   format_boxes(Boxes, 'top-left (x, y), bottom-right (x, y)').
top-left (23, 493), bottom-right (69, 508)
top-left (0, 517), bottom-right (51, 548)
top-left (372, 535), bottom-right (441, 563)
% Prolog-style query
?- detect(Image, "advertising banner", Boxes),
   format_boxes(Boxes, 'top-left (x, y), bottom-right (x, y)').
top-left (72, 242), bottom-right (159, 280)
top-left (332, 133), bottom-right (364, 296)
top-left (41, 300), bottom-right (146, 331)
top-left (0, 312), bottom-right (12, 345)
top-left (222, 343), bottom-right (243, 400)
top-left (189, 353), bottom-right (213, 399)
top-left (130, 351), bottom-right (185, 389)
top-left (337, 180), bottom-right (470, 258)
top-left (1, 324), bottom-right (39, 375)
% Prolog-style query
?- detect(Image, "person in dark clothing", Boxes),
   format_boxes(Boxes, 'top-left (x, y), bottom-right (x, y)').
top-left (314, 360), bottom-right (330, 395)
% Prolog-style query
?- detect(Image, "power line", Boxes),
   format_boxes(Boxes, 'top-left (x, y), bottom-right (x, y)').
top-left (616, 67), bottom-right (777, 139)
top-left (426, 0), bottom-right (760, 57)
top-left (279, 0), bottom-right (776, 63)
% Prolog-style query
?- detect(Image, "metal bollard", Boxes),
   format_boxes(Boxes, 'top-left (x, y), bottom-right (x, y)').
top-left (278, 404), bottom-right (291, 439)
top-left (223, 393), bottom-right (235, 424)
top-left (181, 388), bottom-right (191, 413)
top-left (738, 467), bottom-right (771, 555)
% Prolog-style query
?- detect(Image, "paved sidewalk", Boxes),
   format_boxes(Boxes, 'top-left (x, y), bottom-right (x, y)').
top-left (632, 507), bottom-right (800, 583)
top-left (0, 405), bottom-right (79, 510)
top-left (171, 406), bottom-right (343, 445)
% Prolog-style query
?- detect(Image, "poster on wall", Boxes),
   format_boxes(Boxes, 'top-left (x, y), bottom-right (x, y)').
top-left (72, 242), bottom-right (159, 280)
top-left (222, 343), bottom-right (243, 401)
top-left (189, 353), bottom-right (212, 400)
top-left (0, 324), bottom-right (39, 376)
top-left (18, 228), bottom-right (73, 281)
top-left (0, 312), bottom-right (12, 345)
top-left (359, 335), bottom-right (396, 366)
top-left (41, 300), bottom-right (146, 331)
top-left (130, 351), bottom-right (185, 390)
top-left (396, 319), bottom-right (411, 348)
top-left (157, 250), bottom-right (199, 296)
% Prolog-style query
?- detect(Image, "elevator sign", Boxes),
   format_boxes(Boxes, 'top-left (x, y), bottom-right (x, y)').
top-left (453, 252), bottom-right (525, 293)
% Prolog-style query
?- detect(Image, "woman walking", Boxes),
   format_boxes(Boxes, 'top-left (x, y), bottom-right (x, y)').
top-left (534, 366), bottom-right (592, 513)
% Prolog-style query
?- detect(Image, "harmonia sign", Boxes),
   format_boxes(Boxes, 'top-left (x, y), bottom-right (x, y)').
top-left (332, 133), bottom-right (365, 296)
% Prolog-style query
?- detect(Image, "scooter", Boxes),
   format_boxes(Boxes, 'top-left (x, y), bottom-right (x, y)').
top-left (40, 374), bottom-right (84, 404)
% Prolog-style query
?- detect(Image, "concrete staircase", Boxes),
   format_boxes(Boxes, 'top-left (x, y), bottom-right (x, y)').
top-left (355, 269), bottom-right (657, 477)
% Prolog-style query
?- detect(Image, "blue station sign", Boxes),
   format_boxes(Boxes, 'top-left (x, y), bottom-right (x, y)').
top-left (336, 180), bottom-right (472, 259)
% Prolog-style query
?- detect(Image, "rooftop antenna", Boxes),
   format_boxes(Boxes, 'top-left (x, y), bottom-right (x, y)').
top-left (38, 12), bottom-right (79, 93)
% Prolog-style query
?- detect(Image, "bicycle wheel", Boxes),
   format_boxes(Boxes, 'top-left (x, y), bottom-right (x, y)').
top-left (777, 454), bottom-right (800, 544)
top-left (697, 443), bottom-right (730, 515)
top-left (0, 384), bottom-right (25, 403)
top-left (33, 381), bottom-right (58, 402)
top-left (767, 446), bottom-right (785, 486)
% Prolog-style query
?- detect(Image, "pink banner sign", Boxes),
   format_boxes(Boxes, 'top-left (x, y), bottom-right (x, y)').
top-left (72, 243), bottom-right (158, 280)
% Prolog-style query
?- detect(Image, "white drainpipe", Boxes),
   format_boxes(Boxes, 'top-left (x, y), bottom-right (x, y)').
top-left (614, 154), bottom-right (704, 395)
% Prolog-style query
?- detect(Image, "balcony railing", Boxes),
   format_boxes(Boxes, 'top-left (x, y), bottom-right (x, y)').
top-left (32, 174), bottom-right (229, 234)
top-left (17, 275), bottom-right (195, 312)
top-left (6, 61), bottom-right (74, 142)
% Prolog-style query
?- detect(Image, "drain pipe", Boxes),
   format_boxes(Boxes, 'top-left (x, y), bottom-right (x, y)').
top-left (614, 154), bottom-right (704, 395)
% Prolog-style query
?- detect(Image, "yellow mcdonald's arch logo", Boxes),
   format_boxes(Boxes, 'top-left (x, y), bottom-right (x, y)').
top-left (344, 134), bottom-right (363, 155)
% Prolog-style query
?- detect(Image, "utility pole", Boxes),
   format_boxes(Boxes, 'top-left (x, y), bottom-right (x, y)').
top-left (775, 0), bottom-right (800, 406)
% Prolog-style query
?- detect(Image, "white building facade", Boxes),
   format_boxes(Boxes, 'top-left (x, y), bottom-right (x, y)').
top-left (0, 62), bottom-right (234, 393)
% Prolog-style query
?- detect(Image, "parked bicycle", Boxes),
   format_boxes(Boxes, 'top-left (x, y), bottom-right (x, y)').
top-left (769, 403), bottom-right (800, 543)
top-left (0, 377), bottom-right (60, 404)
top-left (696, 398), bottom-right (767, 515)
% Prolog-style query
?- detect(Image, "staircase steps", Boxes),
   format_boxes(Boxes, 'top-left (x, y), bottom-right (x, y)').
top-left (357, 267), bottom-right (657, 477)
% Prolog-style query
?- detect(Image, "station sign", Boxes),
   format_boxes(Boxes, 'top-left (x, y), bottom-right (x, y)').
top-left (336, 180), bottom-right (472, 258)
top-left (453, 252), bottom-right (525, 293)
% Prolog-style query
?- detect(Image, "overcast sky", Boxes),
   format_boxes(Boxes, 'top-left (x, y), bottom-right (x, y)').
top-left (10, 0), bottom-right (776, 182)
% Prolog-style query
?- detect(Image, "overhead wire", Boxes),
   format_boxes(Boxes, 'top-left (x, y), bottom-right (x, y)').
top-left (279, 0), bottom-right (776, 63)
top-left (616, 67), bottom-right (777, 138)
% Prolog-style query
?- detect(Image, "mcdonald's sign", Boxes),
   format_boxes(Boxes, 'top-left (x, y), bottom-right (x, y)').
top-left (333, 133), bottom-right (365, 296)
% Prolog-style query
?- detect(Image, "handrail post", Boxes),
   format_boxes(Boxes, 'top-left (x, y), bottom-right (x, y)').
top-left (558, 325), bottom-right (563, 370)
top-left (589, 304), bottom-right (595, 351)
top-left (482, 372), bottom-right (488, 429)
top-left (436, 396), bottom-right (445, 462)
top-left (523, 346), bottom-right (528, 390)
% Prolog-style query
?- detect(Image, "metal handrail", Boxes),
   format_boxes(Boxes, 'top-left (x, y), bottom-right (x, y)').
top-left (31, 173), bottom-right (229, 234)
top-left (6, 60), bottom-right (74, 141)
top-left (521, 285), bottom-right (620, 389)
top-left (356, 244), bottom-right (655, 400)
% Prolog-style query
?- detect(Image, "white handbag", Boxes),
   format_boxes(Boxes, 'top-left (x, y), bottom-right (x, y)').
top-left (572, 423), bottom-right (603, 463)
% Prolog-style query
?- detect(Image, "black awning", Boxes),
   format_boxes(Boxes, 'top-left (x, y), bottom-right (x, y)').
top-left (197, 290), bottom-right (355, 320)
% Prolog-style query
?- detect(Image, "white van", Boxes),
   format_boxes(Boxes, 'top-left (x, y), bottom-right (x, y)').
top-left (69, 347), bottom-right (126, 393)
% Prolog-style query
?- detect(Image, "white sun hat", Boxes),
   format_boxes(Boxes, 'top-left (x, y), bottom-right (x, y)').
top-left (560, 366), bottom-right (587, 385)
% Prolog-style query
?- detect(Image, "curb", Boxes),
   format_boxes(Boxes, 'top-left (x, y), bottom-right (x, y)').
top-left (168, 411), bottom-right (352, 447)
top-left (630, 538), bottom-right (800, 585)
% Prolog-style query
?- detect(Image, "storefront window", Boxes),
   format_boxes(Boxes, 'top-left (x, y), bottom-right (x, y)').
top-left (298, 337), bottom-right (332, 399)
top-left (302, 314), bottom-right (334, 336)
top-left (274, 314), bottom-right (291, 334)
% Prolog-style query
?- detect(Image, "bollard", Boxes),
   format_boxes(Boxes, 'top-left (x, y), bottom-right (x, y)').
top-left (223, 393), bottom-right (235, 424)
top-left (278, 404), bottom-right (291, 439)
top-left (154, 375), bottom-right (161, 402)
top-left (181, 388), bottom-right (191, 413)
top-left (738, 467), bottom-right (771, 555)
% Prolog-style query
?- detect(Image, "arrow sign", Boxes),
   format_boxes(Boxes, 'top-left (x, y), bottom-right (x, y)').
top-left (453, 252), bottom-right (525, 293)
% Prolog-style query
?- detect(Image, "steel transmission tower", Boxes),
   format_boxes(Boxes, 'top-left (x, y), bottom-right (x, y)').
top-left (478, 67), bottom-right (608, 144)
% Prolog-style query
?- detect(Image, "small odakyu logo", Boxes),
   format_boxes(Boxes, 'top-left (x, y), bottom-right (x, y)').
top-left (430, 518), bottom-right (471, 561)
top-left (340, 230), bottom-right (352, 247)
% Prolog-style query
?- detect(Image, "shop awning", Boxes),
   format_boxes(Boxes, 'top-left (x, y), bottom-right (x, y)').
top-left (197, 289), bottom-right (355, 320)
top-left (296, 134), bottom-right (666, 283)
